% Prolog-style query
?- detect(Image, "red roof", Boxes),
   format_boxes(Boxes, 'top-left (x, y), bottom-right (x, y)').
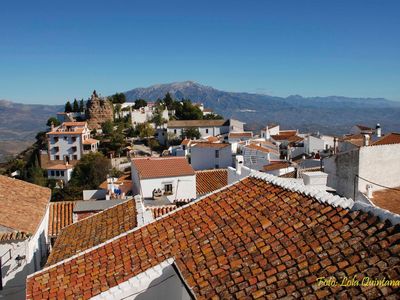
top-left (27, 176), bottom-right (400, 299)
top-left (48, 202), bottom-right (75, 237)
top-left (372, 133), bottom-right (400, 146)
top-left (192, 142), bottom-right (230, 149)
top-left (263, 161), bottom-right (291, 171)
top-left (132, 157), bottom-right (195, 179)
top-left (228, 132), bottom-right (253, 138)
top-left (196, 169), bottom-right (228, 195)
top-left (245, 143), bottom-right (274, 153)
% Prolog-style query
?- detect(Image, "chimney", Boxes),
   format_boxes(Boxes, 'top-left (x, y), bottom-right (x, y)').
top-left (366, 184), bottom-right (374, 198)
top-left (265, 126), bottom-right (271, 140)
top-left (363, 134), bottom-right (370, 146)
top-left (376, 123), bottom-right (382, 138)
top-left (302, 171), bottom-right (328, 191)
top-left (235, 155), bottom-right (244, 174)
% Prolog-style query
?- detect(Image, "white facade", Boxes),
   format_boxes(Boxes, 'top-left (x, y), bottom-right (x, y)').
top-left (167, 126), bottom-right (226, 140)
top-left (241, 145), bottom-right (280, 171)
top-left (325, 144), bottom-right (400, 201)
top-left (261, 125), bottom-right (280, 140)
top-left (0, 207), bottom-right (49, 300)
top-left (130, 105), bottom-right (169, 127)
top-left (47, 122), bottom-right (98, 162)
top-left (131, 173), bottom-right (196, 201)
top-left (47, 167), bottom-right (73, 184)
top-left (304, 135), bottom-right (335, 155)
top-left (190, 144), bottom-right (232, 170)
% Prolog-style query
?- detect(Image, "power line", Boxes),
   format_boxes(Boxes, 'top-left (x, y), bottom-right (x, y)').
top-left (356, 175), bottom-right (400, 192)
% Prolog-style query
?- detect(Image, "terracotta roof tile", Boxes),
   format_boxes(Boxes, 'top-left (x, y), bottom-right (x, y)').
top-left (147, 205), bottom-right (177, 219)
top-left (0, 231), bottom-right (31, 242)
top-left (228, 132), bottom-right (253, 138)
top-left (82, 138), bottom-right (100, 145)
top-left (168, 119), bottom-right (228, 128)
top-left (192, 142), bottom-right (230, 149)
top-left (45, 199), bottom-right (137, 265)
top-left (372, 133), bottom-right (400, 146)
top-left (245, 143), bottom-right (275, 153)
top-left (0, 175), bottom-right (50, 234)
top-left (46, 164), bottom-right (74, 170)
top-left (132, 157), bottom-right (195, 179)
top-left (48, 201), bottom-right (75, 237)
top-left (371, 187), bottom-right (400, 214)
top-left (27, 176), bottom-right (400, 299)
top-left (263, 161), bottom-right (291, 171)
top-left (196, 169), bottom-right (228, 195)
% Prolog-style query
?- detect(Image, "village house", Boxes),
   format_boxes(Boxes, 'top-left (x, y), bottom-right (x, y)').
top-left (190, 142), bottom-right (232, 170)
top-left (260, 123), bottom-right (280, 139)
top-left (46, 121), bottom-right (99, 162)
top-left (131, 157), bottom-right (196, 202)
top-left (303, 133), bottom-right (335, 155)
top-left (240, 142), bottom-right (280, 171)
top-left (27, 170), bottom-right (400, 299)
top-left (0, 176), bottom-right (51, 300)
top-left (227, 131), bottom-right (253, 143)
top-left (165, 119), bottom-right (244, 141)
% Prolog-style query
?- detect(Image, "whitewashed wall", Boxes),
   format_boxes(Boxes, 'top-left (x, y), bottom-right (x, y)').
top-left (191, 146), bottom-right (232, 170)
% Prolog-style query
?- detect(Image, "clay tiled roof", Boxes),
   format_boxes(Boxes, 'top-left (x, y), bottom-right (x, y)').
top-left (45, 199), bottom-right (137, 266)
top-left (168, 119), bottom-right (228, 128)
top-left (181, 138), bottom-right (191, 146)
top-left (132, 157), bottom-right (195, 179)
top-left (47, 128), bottom-right (85, 135)
top-left (0, 231), bottom-right (31, 242)
top-left (0, 175), bottom-right (50, 234)
top-left (228, 132), bottom-right (253, 138)
top-left (62, 121), bottom-right (87, 126)
top-left (48, 202), bottom-right (75, 237)
top-left (192, 142), bottom-right (230, 149)
top-left (196, 169), bottom-right (228, 195)
top-left (263, 161), bottom-right (291, 171)
top-left (27, 175), bottom-right (400, 299)
top-left (356, 124), bottom-right (374, 131)
top-left (372, 133), bottom-right (400, 146)
top-left (147, 205), bottom-right (177, 219)
top-left (245, 143), bottom-right (275, 153)
top-left (279, 170), bottom-right (297, 178)
top-left (83, 138), bottom-right (100, 145)
top-left (371, 187), bottom-right (400, 215)
top-left (46, 164), bottom-right (73, 170)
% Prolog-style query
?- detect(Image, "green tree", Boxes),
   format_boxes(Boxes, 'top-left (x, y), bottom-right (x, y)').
top-left (69, 152), bottom-right (110, 189)
top-left (46, 117), bottom-right (61, 128)
top-left (134, 99), bottom-right (147, 109)
top-left (175, 100), bottom-right (203, 120)
top-left (151, 106), bottom-right (167, 128)
top-left (148, 138), bottom-right (159, 155)
top-left (182, 128), bottom-right (201, 139)
top-left (79, 99), bottom-right (85, 112)
top-left (114, 103), bottom-right (122, 120)
top-left (163, 93), bottom-right (174, 110)
top-left (101, 120), bottom-right (114, 136)
top-left (137, 122), bottom-right (155, 139)
top-left (65, 101), bottom-right (72, 113)
top-left (203, 113), bottom-right (224, 120)
top-left (109, 131), bottom-right (125, 154)
top-left (110, 93), bottom-right (126, 104)
top-left (72, 99), bottom-right (79, 112)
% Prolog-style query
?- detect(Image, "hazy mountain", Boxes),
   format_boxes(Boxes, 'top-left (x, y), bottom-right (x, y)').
top-left (124, 81), bottom-right (400, 134)
top-left (0, 100), bottom-right (62, 162)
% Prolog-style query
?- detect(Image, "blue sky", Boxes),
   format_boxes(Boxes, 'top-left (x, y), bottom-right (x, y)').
top-left (0, 0), bottom-right (399, 104)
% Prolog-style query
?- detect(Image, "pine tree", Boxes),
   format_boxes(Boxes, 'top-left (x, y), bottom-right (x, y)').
top-left (65, 101), bottom-right (72, 112)
top-left (73, 99), bottom-right (79, 112)
top-left (79, 99), bottom-right (84, 112)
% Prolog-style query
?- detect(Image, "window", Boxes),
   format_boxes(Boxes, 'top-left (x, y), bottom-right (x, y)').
top-left (56, 171), bottom-right (60, 176)
top-left (64, 136), bottom-right (67, 141)
top-left (164, 183), bottom-right (173, 195)
top-left (55, 155), bottom-right (60, 160)
top-left (60, 171), bottom-right (64, 176)
top-left (72, 137), bottom-right (77, 142)
top-left (73, 155), bottom-right (78, 160)
top-left (215, 150), bottom-right (219, 158)
top-left (206, 128), bottom-right (209, 134)
top-left (174, 129), bottom-right (177, 134)
top-left (50, 171), bottom-right (55, 176)
top-left (72, 146), bottom-right (77, 152)
top-left (53, 146), bottom-right (59, 152)
top-left (53, 137), bottom-right (59, 143)
top-left (215, 164), bottom-right (219, 169)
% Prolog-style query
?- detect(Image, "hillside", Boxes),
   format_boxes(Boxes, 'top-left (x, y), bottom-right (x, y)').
top-left (124, 81), bottom-right (400, 134)
top-left (0, 100), bottom-right (62, 161)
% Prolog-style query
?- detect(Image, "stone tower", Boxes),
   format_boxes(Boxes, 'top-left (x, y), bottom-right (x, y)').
top-left (86, 90), bottom-right (113, 129)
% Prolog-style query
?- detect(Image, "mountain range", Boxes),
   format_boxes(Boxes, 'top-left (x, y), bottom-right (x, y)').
top-left (1, 81), bottom-right (399, 161)
top-left (125, 81), bottom-right (400, 134)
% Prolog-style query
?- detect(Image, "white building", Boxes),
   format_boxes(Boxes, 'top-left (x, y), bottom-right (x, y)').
top-left (228, 132), bottom-right (253, 143)
top-left (324, 143), bottom-right (400, 202)
top-left (131, 157), bottom-right (196, 201)
top-left (0, 176), bottom-right (51, 300)
top-left (241, 143), bottom-right (281, 171)
top-left (129, 104), bottom-right (169, 127)
top-left (260, 124), bottom-right (280, 140)
top-left (46, 121), bottom-right (99, 163)
top-left (190, 142), bottom-right (232, 170)
top-left (304, 134), bottom-right (335, 155)
top-left (46, 163), bottom-right (74, 185)
top-left (166, 119), bottom-right (244, 141)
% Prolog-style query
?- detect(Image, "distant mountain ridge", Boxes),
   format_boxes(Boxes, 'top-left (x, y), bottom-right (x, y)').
top-left (124, 81), bottom-right (400, 134)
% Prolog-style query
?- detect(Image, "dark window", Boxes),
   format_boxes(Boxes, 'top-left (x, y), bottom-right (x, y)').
top-left (215, 150), bottom-right (219, 158)
top-left (50, 171), bottom-right (55, 176)
top-left (56, 171), bottom-right (60, 176)
top-left (72, 137), bottom-right (77, 142)
top-left (64, 136), bottom-right (67, 141)
top-left (53, 137), bottom-right (59, 143)
top-left (206, 129), bottom-right (209, 134)
top-left (174, 129), bottom-right (177, 134)
top-left (55, 155), bottom-right (60, 160)
top-left (215, 164), bottom-right (219, 169)
top-left (73, 155), bottom-right (78, 160)
top-left (60, 171), bottom-right (64, 176)
top-left (164, 184), bottom-right (173, 194)
top-left (72, 146), bottom-right (77, 152)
